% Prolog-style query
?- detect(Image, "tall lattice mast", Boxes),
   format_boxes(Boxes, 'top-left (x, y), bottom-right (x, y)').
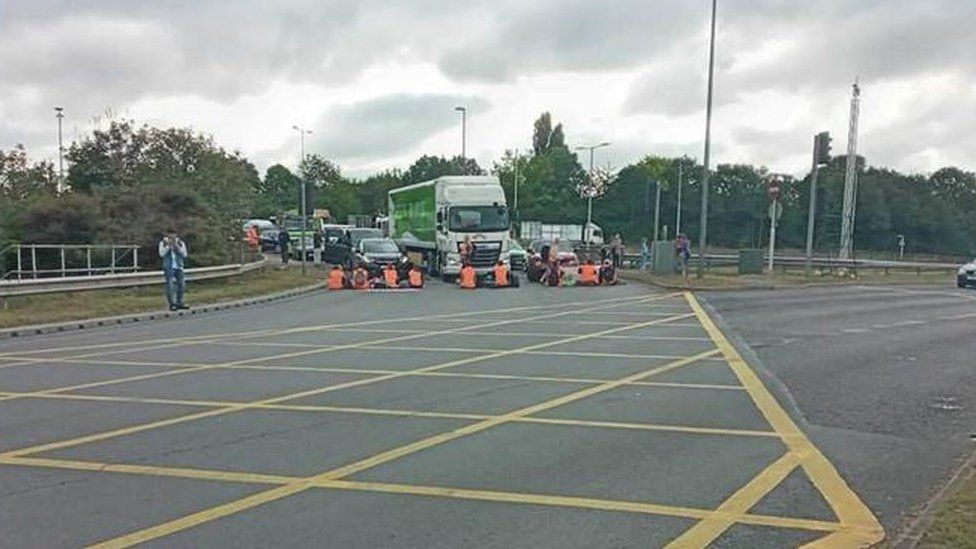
top-left (838, 80), bottom-right (861, 260)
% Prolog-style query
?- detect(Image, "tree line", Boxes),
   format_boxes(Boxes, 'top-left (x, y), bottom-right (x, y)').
top-left (2, 114), bottom-right (974, 271)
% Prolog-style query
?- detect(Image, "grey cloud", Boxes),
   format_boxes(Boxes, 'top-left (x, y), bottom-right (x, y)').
top-left (304, 93), bottom-right (490, 162)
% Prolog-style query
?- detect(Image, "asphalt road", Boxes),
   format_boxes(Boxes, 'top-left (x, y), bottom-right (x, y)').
top-left (0, 279), bottom-right (964, 547)
top-left (702, 284), bottom-right (976, 543)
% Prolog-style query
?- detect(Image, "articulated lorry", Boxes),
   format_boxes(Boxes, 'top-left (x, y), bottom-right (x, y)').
top-left (389, 176), bottom-right (512, 279)
top-left (520, 221), bottom-right (605, 245)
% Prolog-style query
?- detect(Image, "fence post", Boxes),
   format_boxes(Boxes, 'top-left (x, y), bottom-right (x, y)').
top-left (16, 245), bottom-right (22, 280)
top-left (110, 247), bottom-right (116, 274)
top-left (86, 246), bottom-right (92, 276)
top-left (133, 246), bottom-right (139, 272)
top-left (31, 245), bottom-right (37, 279)
top-left (61, 247), bottom-right (66, 277)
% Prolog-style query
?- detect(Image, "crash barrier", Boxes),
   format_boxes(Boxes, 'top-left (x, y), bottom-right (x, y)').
top-left (0, 243), bottom-right (141, 280)
top-left (0, 260), bottom-right (267, 298)
top-left (618, 251), bottom-right (957, 276)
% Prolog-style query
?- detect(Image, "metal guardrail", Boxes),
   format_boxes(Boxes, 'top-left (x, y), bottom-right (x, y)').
top-left (1, 244), bottom-right (141, 280)
top-left (619, 252), bottom-right (959, 272)
top-left (0, 260), bottom-right (268, 298)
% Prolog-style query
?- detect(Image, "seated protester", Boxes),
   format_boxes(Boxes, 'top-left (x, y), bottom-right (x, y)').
top-left (459, 262), bottom-right (477, 289)
top-left (350, 264), bottom-right (371, 290)
top-left (526, 254), bottom-right (546, 283)
top-left (408, 265), bottom-right (424, 289)
top-left (380, 263), bottom-right (398, 289)
top-left (327, 265), bottom-right (346, 290)
top-left (492, 260), bottom-right (510, 288)
top-left (545, 261), bottom-right (561, 287)
top-left (599, 259), bottom-right (619, 285)
top-left (578, 259), bottom-right (599, 286)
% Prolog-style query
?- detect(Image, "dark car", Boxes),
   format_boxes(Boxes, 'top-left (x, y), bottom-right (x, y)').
top-left (333, 227), bottom-right (385, 268)
top-left (355, 238), bottom-right (405, 275)
top-left (321, 224), bottom-right (353, 264)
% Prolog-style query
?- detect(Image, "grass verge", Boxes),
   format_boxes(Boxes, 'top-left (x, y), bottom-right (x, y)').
top-left (0, 266), bottom-right (322, 329)
top-left (917, 464), bottom-right (976, 548)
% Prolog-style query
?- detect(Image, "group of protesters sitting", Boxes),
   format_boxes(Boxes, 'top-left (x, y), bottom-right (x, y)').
top-left (327, 262), bottom-right (425, 291)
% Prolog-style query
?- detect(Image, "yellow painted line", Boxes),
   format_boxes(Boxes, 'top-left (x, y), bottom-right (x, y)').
top-left (85, 339), bottom-right (717, 547)
top-left (685, 292), bottom-right (885, 547)
top-left (665, 452), bottom-right (801, 548)
top-left (317, 479), bottom-right (841, 533)
top-left (2, 294), bottom-right (678, 459)
top-left (1, 292), bottom-right (672, 359)
top-left (0, 456), bottom-right (296, 485)
top-left (0, 353), bottom-right (740, 391)
top-left (0, 388), bottom-right (769, 439)
top-left (0, 455), bottom-right (840, 535)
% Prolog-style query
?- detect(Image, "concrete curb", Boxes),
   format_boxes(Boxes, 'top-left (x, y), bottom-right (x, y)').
top-left (0, 281), bottom-right (327, 340)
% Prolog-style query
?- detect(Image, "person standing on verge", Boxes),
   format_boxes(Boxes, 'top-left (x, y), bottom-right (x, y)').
top-left (610, 233), bottom-right (623, 268)
top-left (159, 230), bottom-right (188, 311)
top-left (277, 229), bottom-right (291, 265)
top-left (640, 237), bottom-right (650, 272)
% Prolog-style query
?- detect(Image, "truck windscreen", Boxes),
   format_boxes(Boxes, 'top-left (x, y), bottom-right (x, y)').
top-left (449, 206), bottom-right (510, 232)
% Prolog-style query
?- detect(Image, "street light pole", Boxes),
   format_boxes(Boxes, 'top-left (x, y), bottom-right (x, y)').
top-left (292, 125), bottom-right (313, 275)
top-left (676, 162), bottom-right (683, 235)
top-left (55, 107), bottom-right (64, 193)
top-left (698, 0), bottom-right (718, 278)
top-left (653, 178), bottom-right (661, 242)
top-left (575, 142), bottom-right (611, 242)
top-left (454, 106), bottom-right (467, 159)
top-left (513, 148), bottom-right (520, 234)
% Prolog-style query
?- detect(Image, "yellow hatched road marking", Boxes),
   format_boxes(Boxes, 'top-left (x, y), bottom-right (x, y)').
top-left (683, 293), bottom-right (884, 548)
top-left (0, 292), bottom-right (676, 359)
top-left (0, 355), bottom-right (742, 390)
top-left (0, 294), bottom-right (684, 460)
top-left (84, 348), bottom-right (720, 548)
top-left (0, 456), bottom-right (839, 535)
top-left (0, 389), bottom-right (772, 438)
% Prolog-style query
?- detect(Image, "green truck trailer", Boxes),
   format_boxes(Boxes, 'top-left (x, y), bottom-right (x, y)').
top-left (388, 176), bottom-right (512, 278)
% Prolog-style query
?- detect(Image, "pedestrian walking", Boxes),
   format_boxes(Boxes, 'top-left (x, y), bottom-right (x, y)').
top-left (676, 233), bottom-right (691, 278)
top-left (640, 237), bottom-right (650, 272)
top-left (158, 230), bottom-right (188, 311)
top-left (277, 229), bottom-right (291, 265)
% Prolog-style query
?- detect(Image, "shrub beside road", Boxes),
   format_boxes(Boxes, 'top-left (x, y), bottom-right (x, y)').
top-left (0, 267), bottom-right (319, 328)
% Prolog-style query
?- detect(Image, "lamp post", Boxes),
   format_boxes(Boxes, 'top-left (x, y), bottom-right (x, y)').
top-left (454, 106), bottom-right (467, 159)
top-left (676, 162), bottom-right (683, 235)
top-left (55, 107), bottom-right (64, 193)
top-left (292, 125), bottom-right (313, 275)
top-left (575, 142), bottom-right (611, 242)
top-left (513, 148), bottom-right (521, 235)
top-left (697, 0), bottom-right (718, 278)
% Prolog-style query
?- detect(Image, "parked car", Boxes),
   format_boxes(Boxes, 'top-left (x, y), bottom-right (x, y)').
top-left (321, 224), bottom-right (354, 264)
top-left (355, 238), bottom-right (405, 275)
top-left (957, 259), bottom-right (976, 288)
top-left (508, 241), bottom-right (528, 271)
top-left (334, 227), bottom-right (385, 268)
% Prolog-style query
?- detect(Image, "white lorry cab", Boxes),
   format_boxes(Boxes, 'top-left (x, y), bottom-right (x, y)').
top-left (389, 176), bottom-right (512, 279)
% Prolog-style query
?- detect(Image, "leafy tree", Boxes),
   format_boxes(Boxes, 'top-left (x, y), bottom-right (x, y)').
top-left (403, 155), bottom-right (483, 185)
top-left (256, 164), bottom-right (300, 217)
top-left (532, 112), bottom-right (565, 155)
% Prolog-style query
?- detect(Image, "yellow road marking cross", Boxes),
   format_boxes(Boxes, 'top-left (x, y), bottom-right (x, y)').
top-left (0, 290), bottom-right (884, 548)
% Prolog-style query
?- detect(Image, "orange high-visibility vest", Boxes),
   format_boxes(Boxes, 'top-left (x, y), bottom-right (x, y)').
top-left (579, 264), bottom-right (598, 285)
top-left (328, 268), bottom-right (345, 290)
top-left (352, 268), bottom-right (370, 290)
top-left (460, 267), bottom-right (477, 289)
top-left (408, 269), bottom-right (424, 288)
top-left (246, 227), bottom-right (259, 248)
top-left (493, 264), bottom-right (509, 287)
top-left (383, 267), bottom-right (398, 288)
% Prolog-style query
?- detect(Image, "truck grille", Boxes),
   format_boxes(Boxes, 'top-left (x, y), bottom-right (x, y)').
top-left (468, 242), bottom-right (501, 268)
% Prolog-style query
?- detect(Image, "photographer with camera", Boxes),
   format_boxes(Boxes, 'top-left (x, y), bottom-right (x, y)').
top-left (158, 230), bottom-right (189, 311)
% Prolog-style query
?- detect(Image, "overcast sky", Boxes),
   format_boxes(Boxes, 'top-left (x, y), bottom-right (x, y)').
top-left (1, 0), bottom-right (974, 178)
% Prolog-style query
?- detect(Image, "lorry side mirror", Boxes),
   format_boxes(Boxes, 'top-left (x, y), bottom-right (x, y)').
top-left (436, 211), bottom-right (443, 223)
